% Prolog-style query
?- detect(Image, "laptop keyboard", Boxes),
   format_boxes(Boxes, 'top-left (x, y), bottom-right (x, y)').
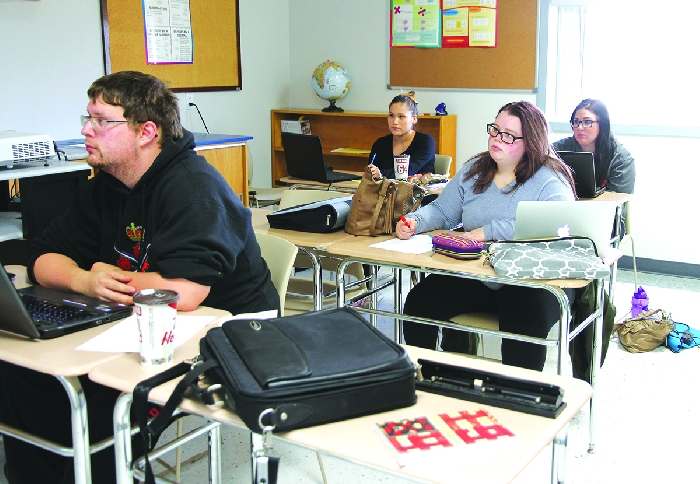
top-left (326, 171), bottom-right (361, 182)
top-left (20, 294), bottom-right (93, 324)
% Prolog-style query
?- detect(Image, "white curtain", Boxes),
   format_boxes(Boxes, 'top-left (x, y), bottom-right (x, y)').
top-left (545, 1), bottom-right (700, 128)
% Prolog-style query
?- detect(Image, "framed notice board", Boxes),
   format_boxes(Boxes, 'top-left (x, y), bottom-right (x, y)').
top-left (101, 0), bottom-right (241, 92)
top-left (390, 0), bottom-right (537, 90)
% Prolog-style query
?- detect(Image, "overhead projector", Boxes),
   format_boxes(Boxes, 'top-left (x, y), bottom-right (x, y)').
top-left (0, 130), bottom-right (57, 169)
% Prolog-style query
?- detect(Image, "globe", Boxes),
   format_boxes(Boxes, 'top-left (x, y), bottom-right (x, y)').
top-left (311, 61), bottom-right (350, 112)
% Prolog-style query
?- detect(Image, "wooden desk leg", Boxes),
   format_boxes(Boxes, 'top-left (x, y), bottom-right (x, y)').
top-left (59, 376), bottom-right (92, 484)
top-left (112, 393), bottom-right (134, 484)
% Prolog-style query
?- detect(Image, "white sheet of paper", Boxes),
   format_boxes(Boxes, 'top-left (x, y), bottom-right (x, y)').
top-left (370, 234), bottom-right (433, 254)
top-left (76, 309), bottom-right (281, 353)
top-left (214, 309), bottom-right (279, 326)
top-left (76, 315), bottom-right (215, 353)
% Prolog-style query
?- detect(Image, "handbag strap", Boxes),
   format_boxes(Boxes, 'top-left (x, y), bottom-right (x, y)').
top-left (133, 359), bottom-right (219, 484)
top-left (369, 179), bottom-right (394, 236)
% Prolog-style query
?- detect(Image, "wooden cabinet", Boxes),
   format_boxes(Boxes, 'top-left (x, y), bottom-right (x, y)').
top-left (194, 142), bottom-right (248, 206)
top-left (270, 109), bottom-right (457, 186)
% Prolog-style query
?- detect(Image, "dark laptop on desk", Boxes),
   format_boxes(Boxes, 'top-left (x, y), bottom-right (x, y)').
top-left (281, 132), bottom-right (361, 183)
top-left (556, 151), bottom-right (605, 198)
top-left (0, 266), bottom-right (132, 339)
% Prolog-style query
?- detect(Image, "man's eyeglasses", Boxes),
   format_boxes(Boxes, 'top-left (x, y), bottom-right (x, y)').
top-left (486, 124), bottom-right (523, 145)
top-left (571, 119), bottom-right (598, 129)
top-left (80, 115), bottom-right (131, 130)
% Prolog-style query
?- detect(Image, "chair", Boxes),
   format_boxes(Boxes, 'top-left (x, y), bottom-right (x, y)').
top-left (276, 189), bottom-right (367, 316)
top-left (246, 143), bottom-right (287, 207)
top-left (434, 154), bottom-right (453, 175)
top-left (256, 233), bottom-right (298, 316)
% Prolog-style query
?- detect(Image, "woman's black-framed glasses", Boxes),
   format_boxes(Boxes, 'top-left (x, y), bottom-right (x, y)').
top-left (571, 119), bottom-right (598, 129)
top-left (486, 124), bottom-right (523, 145)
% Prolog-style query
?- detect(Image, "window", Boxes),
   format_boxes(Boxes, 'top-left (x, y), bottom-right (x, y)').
top-left (541, 0), bottom-right (700, 135)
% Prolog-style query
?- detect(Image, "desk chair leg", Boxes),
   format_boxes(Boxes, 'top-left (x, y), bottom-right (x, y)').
top-left (113, 393), bottom-right (134, 484)
top-left (587, 280), bottom-right (604, 454)
top-left (369, 265), bottom-right (378, 328)
top-left (393, 268), bottom-right (403, 341)
top-left (58, 376), bottom-right (92, 484)
top-left (208, 424), bottom-right (222, 483)
top-left (550, 426), bottom-right (568, 484)
top-left (315, 452), bottom-right (328, 484)
top-left (555, 293), bottom-right (573, 378)
top-left (298, 247), bottom-right (324, 312)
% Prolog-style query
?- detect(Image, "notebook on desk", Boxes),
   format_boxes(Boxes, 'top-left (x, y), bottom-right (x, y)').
top-left (556, 151), bottom-right (605, 198)
top-left (281, 132), bottom-right (361, 183)
top-left (0, 266), bottom-right (132, 339)
top-left (513, 201), bottom-right (618, 258)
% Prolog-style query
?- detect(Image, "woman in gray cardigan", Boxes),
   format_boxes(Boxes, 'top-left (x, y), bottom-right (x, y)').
top-left (552, 98), bottom-right (635, 236)
top-left (397, 101), bottom-right (576, 370)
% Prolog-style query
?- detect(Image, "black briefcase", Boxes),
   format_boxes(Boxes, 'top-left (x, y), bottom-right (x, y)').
top-left (133, 308), bottom-right (416, 482)
top-left (266, 195), bottom-right (353, 232)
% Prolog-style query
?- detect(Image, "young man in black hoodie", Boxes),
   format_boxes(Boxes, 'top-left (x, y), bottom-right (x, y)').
top-left (0, 71), bottom-right (279, 483)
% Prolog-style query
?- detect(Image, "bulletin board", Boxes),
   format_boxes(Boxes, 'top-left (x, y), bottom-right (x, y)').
top-left (389, 0), bottom-right (538, 90)
top-left (100, 0), bottom-right (241, 92)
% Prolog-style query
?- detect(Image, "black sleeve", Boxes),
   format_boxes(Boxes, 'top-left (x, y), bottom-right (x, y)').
top-left (146, 166), bottom-right (250, 286)
top-left (26, 179), bottom-right (106, 282)
top-left (406, 132), bottom-right (436, 175)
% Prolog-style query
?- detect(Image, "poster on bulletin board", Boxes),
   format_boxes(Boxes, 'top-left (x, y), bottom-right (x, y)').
top-left (442, 0), bottom-right (497, 48)
top-left (391, 0), bottom-right (442, 48)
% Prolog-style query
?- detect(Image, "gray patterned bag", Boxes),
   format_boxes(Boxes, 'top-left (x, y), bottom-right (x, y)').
top-left (486, 237), bottom-right (610, 279)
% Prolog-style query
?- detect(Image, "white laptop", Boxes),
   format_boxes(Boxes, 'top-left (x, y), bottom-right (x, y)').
top-left (513, 201), bottom-right (618, 258)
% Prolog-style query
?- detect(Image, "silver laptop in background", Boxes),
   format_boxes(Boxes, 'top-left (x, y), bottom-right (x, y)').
top-left (513, 201), bottom-right (618, 257)
top-left (556, 151), bottom-right (605, 198)
top-left (0, 266), bottom-right (132, 339)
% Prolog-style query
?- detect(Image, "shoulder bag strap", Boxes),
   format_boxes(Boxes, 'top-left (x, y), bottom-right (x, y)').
top-left (369, 180), bottom-right (394, 236)
top-left (133, 359), bottom-right (219, 484)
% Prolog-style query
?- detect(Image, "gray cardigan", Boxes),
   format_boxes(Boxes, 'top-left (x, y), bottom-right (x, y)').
top-left (407, 159), bottom-right (575, 241)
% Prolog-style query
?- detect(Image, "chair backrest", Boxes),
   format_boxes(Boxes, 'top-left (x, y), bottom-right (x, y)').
top-left (278, 189), bottom-right (348, 210)
top-left (256, 233), bottom-right (298, 317)
top-left (434, 154), bottom-right (452, 175)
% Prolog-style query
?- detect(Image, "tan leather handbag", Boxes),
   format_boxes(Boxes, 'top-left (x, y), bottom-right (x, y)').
top-left (345, 168), bottom-right (425, 236)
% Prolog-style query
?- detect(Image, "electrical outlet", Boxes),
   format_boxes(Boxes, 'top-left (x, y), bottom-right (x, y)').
top-left (186, 93), bottom-right (194, 109)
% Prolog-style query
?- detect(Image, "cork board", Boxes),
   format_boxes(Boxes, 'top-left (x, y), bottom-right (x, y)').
top-left (390, 0), bottom-right (538, 90)
top-left (101, 0), bottom-right (241, 92)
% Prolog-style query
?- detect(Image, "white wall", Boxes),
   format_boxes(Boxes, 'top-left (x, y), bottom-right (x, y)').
top-left (1, 0), bottom-right (697, 267)
top-left (0, 0), bottom-right (290, 187)
top-left (288, 0), bottom-right (699, 267)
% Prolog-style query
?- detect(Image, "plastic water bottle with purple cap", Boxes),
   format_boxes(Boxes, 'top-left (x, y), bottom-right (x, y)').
top-left (631, 286), bottom-right (649, 317)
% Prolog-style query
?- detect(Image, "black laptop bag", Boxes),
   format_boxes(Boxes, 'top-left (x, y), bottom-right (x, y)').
top-left (266, 195), bottom-right (353, 232)
top-left (133, 307), bottom-right (416, 482)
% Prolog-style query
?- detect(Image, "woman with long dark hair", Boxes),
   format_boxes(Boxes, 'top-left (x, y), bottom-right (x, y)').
top-left (552, 99), bottom-right (635, 234)
top-left (397, 101), bottom-right (576, 371)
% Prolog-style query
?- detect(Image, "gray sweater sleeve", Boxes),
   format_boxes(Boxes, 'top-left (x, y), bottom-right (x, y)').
top-left (606, 143), bottom-right (635, 194)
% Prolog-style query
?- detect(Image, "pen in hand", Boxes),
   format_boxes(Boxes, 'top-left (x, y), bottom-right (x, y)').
top-left (370, 154), bottom-right (376, 165)
top-left (400, 216), bottom-right (411, 228)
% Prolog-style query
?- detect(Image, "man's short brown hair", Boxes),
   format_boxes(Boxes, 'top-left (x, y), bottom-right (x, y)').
top-left (87, 71), bottom-right (183, 141)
